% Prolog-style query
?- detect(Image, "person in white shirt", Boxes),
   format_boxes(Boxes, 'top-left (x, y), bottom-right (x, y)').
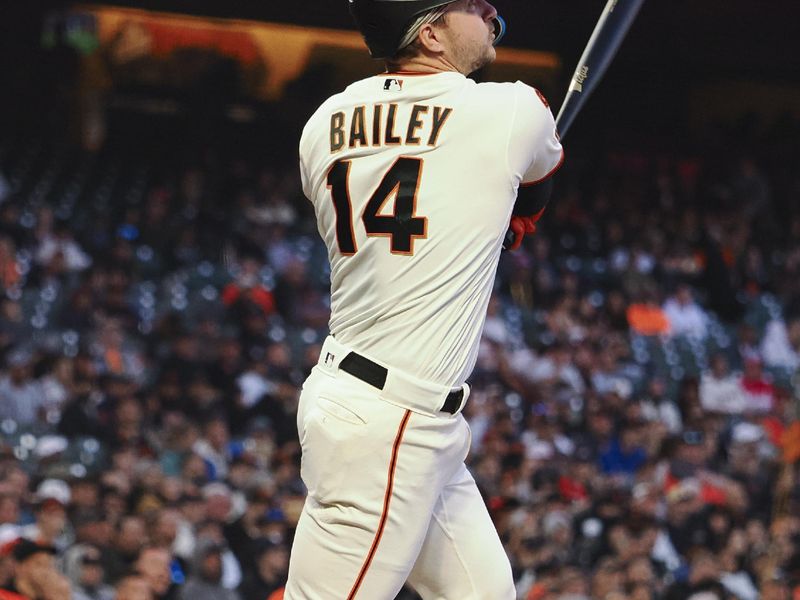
top-left (0, 349), bottom-right (44, 426)
top-left (760, 316), bottom-right (800, 371)
top-left (699, 354), bottom-right (746, 415)
top-left (663, 284), bottom-right (708, 338)
top-left (35, 223), bottom-right (92, 272)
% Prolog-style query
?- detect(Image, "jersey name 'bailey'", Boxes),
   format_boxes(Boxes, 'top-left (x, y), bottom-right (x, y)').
top-left (330, 103), bottom-right (453, 152)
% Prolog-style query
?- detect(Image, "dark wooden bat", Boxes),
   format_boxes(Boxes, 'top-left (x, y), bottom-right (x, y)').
top-left (555, 0), bottom-right (647, 139)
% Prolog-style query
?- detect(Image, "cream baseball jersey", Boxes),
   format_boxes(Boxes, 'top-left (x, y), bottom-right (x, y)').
top-left (299, 71), bottom-right (563, 388)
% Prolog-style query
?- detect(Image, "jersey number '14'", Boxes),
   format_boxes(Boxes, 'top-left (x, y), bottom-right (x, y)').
top-left (327, 157), bottom-right (427, 256)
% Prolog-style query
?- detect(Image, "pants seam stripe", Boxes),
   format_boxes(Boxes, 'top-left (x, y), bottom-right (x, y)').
top-left (346, 409), bottom-right (412, 599)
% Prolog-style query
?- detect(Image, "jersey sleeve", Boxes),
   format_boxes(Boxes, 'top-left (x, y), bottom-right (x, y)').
top-left (297, 123), bottom-right (313, 200)
top-left (299, 152), bottom-right (310, 201)
top-left (507, 82), bottom-right (564, 186)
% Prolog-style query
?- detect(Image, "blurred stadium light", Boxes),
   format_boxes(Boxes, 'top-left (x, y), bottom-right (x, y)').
top-left (60, 5), bottom-right (560, 102)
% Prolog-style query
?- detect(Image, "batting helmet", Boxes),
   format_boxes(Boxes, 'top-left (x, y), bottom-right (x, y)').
top-left (348, 0), bottom-right (506, 60)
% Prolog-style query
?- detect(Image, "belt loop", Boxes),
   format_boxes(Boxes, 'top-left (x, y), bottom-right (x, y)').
top-left (456, 383), bottom-right (470, 414)
top-left (440, 383), bottom-right (470, 416)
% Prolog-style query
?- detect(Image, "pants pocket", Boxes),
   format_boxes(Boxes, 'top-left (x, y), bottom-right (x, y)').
top-left (299, 396), bottom-right (369, 504)
top-left (316, 396), bottom-right (368, 425)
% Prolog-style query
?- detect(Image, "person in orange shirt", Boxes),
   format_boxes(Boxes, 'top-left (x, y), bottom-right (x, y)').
top-left (627, 300), bottom-right (670, 336)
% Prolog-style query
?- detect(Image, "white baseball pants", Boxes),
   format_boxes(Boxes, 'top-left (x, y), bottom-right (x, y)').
top-left (285, 337), bottom-right (515, 599)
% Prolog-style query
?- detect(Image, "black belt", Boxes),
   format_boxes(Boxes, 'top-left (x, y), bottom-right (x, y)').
top-left (338, 352), bottom-right (464, 415)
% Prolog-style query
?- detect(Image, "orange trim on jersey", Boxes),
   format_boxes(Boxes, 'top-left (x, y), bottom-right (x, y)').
top-left (534, 87), bottom-right (550, 109)
top-left (346, 409), bottom-right (412, 600)
top-left (521, 149), bottom-right (565, 187)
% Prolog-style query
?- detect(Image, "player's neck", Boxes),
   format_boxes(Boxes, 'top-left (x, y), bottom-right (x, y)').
top-left (386, 55), bottom-right (466, 76)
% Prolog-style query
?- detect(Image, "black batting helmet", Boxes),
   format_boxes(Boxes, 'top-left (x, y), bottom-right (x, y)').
top-left (348, 0), bottom-right (506, 60)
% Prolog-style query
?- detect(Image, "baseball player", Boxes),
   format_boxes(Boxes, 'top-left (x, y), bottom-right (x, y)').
top-left (286, 1), bottom-right (563, 598)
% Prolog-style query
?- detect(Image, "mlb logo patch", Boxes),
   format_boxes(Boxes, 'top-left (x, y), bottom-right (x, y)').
top-left (384, 78), bottom-right (404, 92)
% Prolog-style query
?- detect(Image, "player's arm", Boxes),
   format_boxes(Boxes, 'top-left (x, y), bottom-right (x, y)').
top-left (505, 83), bottom-right (563, 251)
top-left (505, 178), bottom-right (553, 251)
top-left (514, 177), bottom-right (554, 217)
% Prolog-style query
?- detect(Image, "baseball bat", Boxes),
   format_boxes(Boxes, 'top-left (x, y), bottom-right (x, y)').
top-left (555, 0), bottom-right (647, 139)
top-left (503, 0), bottom-right (645, 250)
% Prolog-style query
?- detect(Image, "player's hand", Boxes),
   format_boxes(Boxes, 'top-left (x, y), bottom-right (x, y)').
top-left (503, 215), bottom-right (538, 251)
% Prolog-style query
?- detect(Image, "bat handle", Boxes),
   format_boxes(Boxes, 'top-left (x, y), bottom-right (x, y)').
top-left (555, 0), bottom-right (646, 139)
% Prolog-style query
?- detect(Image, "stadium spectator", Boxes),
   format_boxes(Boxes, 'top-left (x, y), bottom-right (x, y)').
top-left (178, 539), bottom-right (240, 600)
top-left (22, 480), bottom-right (71, 551)
top-left (0, 350), bottom-right (42, 426)
top-left (222, 256), bottom-right (275, 319)
top-left (0, 236), bottom-right (21, 291)
top-left (627, 290), bottom-right (671, 336)
top-left (700, 354), bottom-right (746, 415)
top-left (103, 516), bottom-right (147, 584)
top-left (63, 544), bottom-right (114, 600)
top-left (114, 575), bottom-right (154, 600)
top-left (663, 284), bottom-right (709, 339)
top-left (34, 217), bottom-right (92, 275)
top-left (638, 377), bottom-right (683, 434)
top-left (237, 539), bottom-right (288, 600)
top-left (761, 316), bottom-right (800, 371)
top-left (0, 538), bottom-right (71, 600)
top-left (192, 418), bottom-right (234, 481)
top-left (133, 546), bottom-right (177, 600)
top-left (739, 356), bottom-right (776, 414)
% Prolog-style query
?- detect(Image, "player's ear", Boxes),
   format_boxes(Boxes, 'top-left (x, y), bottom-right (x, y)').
top-left (417, 22), bottom-right (447, 55)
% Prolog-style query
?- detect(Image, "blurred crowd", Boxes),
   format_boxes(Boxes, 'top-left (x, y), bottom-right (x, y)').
top-left (0, 107), bottom-right (799, 600)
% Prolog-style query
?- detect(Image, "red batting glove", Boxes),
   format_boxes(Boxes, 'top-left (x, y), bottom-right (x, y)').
top-left (505, 207), bottom-right (547, 251)
top-left (506, 216), bottom-right (538, 251)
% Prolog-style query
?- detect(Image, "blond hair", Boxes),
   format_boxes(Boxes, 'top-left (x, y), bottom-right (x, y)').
top-left (397, 6), bottom-right (450, 51)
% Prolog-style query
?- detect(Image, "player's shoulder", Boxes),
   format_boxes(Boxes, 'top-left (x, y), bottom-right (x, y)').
top-left (300, 76), bottom-right (377, 148)
top-left (468, 79), bottom-right (514, 100)
top-left (468, 80), bottom-right (551, 111)
top-left (491, 80), bottom-right (552, 109)
top-left (301, 90), bottom-right (349, 137)
top-left (306, 75), bottom-right (378, 117)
